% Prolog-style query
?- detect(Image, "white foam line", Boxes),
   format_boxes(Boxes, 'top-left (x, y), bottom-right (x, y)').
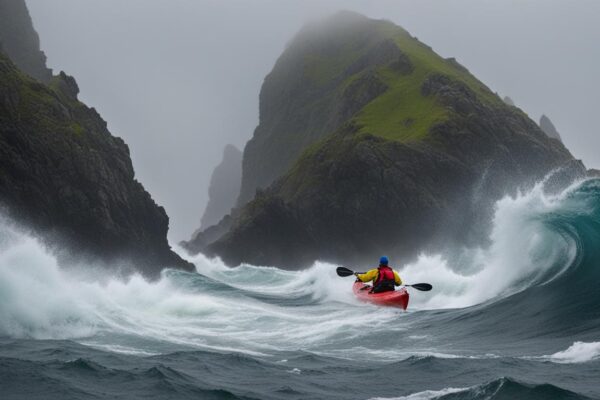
top-left (80, 342), bottom-right (161, 357)
top-left (370, 387), bottom-right (468, 400)
top-left (528, 341), bottom-right (600, 364)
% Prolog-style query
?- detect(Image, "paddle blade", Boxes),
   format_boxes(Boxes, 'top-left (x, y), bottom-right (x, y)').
top-left (336, 267), bottom-right (355, 277)
top-left (408, 283), bottom-right (433, 291)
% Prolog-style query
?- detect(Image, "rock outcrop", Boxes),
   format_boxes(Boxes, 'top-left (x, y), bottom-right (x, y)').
top-left (199, 144), bottom-right (242, 229)
top-left (185, 12), bottom-right (584, 269)
top-left (0, 53), bottom-right (192, 276)
top-left (0, 0), bottom-right (52, 83)
top-left (237, 11), bottom-right (414, 206)
top-left (539, 114), bottom-right (563, 142)
top-left (0, 0), bottom-right (192, 277)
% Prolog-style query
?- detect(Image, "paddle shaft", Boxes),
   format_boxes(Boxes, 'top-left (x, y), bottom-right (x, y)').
top-left (336, 267), bottom-right (432, 291)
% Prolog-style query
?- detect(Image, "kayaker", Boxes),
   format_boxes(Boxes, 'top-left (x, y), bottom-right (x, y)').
top-left (354, 256), bottom-right (402, 293)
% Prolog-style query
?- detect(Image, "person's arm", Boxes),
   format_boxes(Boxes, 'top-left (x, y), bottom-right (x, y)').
top-left (355, 269), bottom-right (378, 283)
top-left (394, 271), bottom-right (402, 286)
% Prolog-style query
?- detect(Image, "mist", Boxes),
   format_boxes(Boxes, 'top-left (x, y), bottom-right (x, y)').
top-left (25, 0), bottom-right (600, 241)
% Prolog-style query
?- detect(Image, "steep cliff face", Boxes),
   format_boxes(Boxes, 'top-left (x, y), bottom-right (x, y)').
top-left (0, 53), bottom-right (192, 276)
top-left (0, 0), bottom-right (52, 83)
top-left (186, 12), bottom-right (584, 269)
top-left (539, 114), bottom-right (563, 142)
top-left (238, 11), bottom-right (414, 206)
top-left (199, 144), bottom-right (242, 229)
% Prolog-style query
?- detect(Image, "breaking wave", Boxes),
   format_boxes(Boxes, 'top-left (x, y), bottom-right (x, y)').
top-left (0, 179), bottom-right (599, 361)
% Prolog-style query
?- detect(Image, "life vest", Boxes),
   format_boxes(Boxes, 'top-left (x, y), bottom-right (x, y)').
top-left (375, 265), bottom-right (395, 284)
top-left (373, 265), bottom-right (396, 293)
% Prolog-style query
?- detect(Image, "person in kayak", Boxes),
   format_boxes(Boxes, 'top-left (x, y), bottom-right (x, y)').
top-left (354, 256), bottom-right (402, 293)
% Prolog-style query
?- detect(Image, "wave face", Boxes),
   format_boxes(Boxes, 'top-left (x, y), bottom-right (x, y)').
top-left (1, 179), bottom-right (600, 399)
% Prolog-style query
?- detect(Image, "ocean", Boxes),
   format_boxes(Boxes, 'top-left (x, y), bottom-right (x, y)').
top-left (1, 178), bottom-right (599, 399)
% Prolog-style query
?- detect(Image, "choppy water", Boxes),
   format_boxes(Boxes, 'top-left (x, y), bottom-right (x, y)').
top-left (1, 179), bottom-right (600, 399)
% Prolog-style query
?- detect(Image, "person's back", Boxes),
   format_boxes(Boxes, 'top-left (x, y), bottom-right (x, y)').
top-left (355, 256), bottom-right (402, 293)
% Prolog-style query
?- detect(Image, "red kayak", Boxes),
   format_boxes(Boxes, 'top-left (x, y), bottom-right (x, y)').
top-left (352, 281), bottom-right (409, 310)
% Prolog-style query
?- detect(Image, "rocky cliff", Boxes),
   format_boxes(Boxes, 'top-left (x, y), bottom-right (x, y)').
top-left (539, 114), bottom-right (562, 142)
top-left (199, 144), bottom-right (242, 229)
top-left (0, 0), bottom-right (52, 83)
top-left (0, 53), bottom-right (192, 276)
top-left (185, 12), bottom-right (584, 269)
top-left (237, 11), bottom-right (415, 206)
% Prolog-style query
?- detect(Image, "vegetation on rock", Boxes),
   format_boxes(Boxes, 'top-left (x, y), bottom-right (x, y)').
top-left (187, 12), bottom-right (585, 269)
top-left (0, 53), bottom-right (192, 276)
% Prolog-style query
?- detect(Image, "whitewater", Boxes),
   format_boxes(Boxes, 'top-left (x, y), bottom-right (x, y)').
top-left (1, 178), bottom-right (599, 399)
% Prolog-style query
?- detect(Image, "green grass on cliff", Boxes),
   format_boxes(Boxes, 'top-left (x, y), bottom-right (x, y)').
top-left (297, 15), bottom-right (502, 144)
top-left (280, 16), bottom-right (508, 196)
top-left (355, 66), bottom-right (448, 142)
top-left (353, 22), bottom-right (502, 142)
top-left (0, 54), bottom-right (86, 137)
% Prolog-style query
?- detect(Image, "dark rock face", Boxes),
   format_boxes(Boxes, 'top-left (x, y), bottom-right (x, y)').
top-left (237, 11), bottom-right (411, 206)
top-left (0, 54), bottom-right (192, 277)
top-left (209, 131), bottom-right (476, 269)
top-left (539, 114), bottom-right (562, 142)
top-left (199, 144), bottom-right (242, 229)
top-left (186, 13), bottom-right (585, 270)
top-left (0, 0), bottom-right (52, 83)
top-left (207, 76), bottom-right (583, 269)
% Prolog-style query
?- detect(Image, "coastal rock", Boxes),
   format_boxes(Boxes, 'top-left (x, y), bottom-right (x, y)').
top-left (0, 0), bottom-right (52, 83)
top-left (208, 81), bottom-right (581, 268)
top-left (186, 12), bottom-right (585, 269)
top-left (0, 54), bottom-right (192, 277)
top-left (237, 11), bottom-right (414, 207)
top-left (0, 0), bottom-right (194, 277)
top-left (55, 71), bottom-right (80, 100)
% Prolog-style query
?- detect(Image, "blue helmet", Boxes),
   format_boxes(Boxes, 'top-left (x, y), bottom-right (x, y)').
top-left (379, 256), bottom-right (389, 265)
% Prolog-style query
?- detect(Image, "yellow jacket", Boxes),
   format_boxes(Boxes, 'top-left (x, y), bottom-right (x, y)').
top-left (356, 268), bottom-right (402, 285)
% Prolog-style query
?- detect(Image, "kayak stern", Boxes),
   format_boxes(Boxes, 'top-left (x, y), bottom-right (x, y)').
top-left (352, 281), bottom-right (409, 310)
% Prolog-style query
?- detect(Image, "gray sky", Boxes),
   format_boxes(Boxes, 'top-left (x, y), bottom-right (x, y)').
top-left (26, 0), bottom-right (600, 241)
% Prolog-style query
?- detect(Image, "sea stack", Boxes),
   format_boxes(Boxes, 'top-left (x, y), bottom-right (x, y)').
top-left (184, 11), bottom-right (585, 269)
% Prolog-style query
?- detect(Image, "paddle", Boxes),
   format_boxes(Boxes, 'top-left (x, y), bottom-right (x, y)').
top-left (336, 266), bottom-right (360, 277)
top-left (335, 267), bottom-right (433, 291)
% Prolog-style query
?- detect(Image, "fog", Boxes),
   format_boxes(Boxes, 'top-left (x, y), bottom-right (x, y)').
top-left (25, 0), bottom-right (600, 241)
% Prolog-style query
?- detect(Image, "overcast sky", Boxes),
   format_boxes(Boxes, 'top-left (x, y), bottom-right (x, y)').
top-left (26, 0), bottom-right (600, 241)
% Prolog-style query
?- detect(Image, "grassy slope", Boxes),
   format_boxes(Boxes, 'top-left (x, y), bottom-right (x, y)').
top-left (297, 16), bottom-right (502, 145)
top-left (275, 16), bottom-right (507, 200)
top-left (245, 13), bottom-right (509, 208)
top-left (356, 21), bottom-right (502, 142)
